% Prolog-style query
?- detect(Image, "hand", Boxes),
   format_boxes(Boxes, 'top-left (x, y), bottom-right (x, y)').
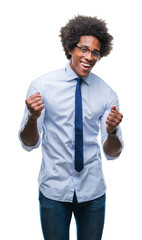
top-left (106, 106), bottom-right (123, 133)
top-left (25, 92), bottom-right (44, 120)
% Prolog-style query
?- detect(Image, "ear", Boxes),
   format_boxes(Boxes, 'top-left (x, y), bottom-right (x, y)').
top-left (68, 49), bottom-right (73, 56)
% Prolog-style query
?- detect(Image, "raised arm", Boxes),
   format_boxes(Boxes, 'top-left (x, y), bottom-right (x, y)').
top-left (20, 92), bottom-right (44, 146)
top-left (103, 106), bottom-right (123, 157)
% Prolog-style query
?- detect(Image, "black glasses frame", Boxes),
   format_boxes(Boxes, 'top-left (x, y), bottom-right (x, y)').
top-left (75, 45), bottom-right (101, 60)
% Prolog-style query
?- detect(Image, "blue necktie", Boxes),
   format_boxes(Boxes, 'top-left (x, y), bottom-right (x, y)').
top-left (75, 78), bottom-right (84, 172)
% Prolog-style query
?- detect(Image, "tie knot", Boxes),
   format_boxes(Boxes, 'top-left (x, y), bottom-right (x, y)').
top-left (76, 78), bottom-right (83, 85)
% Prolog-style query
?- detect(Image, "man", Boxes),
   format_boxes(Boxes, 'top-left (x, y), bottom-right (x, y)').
top-left (19, 15), bottom-right (123, 240)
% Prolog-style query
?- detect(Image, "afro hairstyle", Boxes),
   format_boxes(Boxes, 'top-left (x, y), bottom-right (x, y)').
top-left (60, 15), bottom-right (113, 60)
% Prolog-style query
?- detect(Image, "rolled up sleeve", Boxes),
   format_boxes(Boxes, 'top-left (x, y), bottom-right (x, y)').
top-left (100, 88), bottom-right (124, 160)
top-left (18, 78), bottom-right (45, 151)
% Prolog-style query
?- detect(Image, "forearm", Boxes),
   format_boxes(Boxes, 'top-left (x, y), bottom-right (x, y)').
top-left (20, 116), bottom-right (39, 147)
top-left (20, 92), bottom-right (44, 147)
top-left (103, 134), bottom-right (123, 158)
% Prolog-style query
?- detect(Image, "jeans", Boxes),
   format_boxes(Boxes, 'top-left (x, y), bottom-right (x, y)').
top-left (39, 191), bottom-right (106, 240)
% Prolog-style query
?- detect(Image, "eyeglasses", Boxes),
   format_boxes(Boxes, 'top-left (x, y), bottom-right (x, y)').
top-left (75, 45), bottom-right (101, 60)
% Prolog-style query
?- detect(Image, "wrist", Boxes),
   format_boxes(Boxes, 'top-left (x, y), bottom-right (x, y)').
top-left (27, 111), bottom-right (38, 123)
top-left (107, 129), bottom-right (117, 136)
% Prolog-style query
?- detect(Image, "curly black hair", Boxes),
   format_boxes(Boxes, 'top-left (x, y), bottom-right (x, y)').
top-left (59, 15), bottom-right (113, 60)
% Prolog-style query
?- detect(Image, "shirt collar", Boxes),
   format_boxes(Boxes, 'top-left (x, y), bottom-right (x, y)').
top-left (65, 61), bottom-right (92, 85)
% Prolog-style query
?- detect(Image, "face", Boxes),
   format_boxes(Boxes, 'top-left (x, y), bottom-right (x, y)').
top-left (69, 35), bottom-right (101, 78)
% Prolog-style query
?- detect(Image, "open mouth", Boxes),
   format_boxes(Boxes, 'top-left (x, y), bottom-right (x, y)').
top-left (81, 62), bottom-right (92, 70)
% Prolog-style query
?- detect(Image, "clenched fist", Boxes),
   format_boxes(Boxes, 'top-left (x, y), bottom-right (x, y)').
top-left (25, 92), bottom-right (44, 120)
top-left (106, 106), bottom-right (123, 134)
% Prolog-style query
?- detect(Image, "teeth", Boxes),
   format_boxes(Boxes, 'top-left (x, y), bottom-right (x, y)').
top-left (81, 63), bottom-right (91, 67)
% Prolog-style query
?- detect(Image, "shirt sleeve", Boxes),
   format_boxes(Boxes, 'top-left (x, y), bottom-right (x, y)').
top-left (18, 78), bottom-right (45, 151)
top-left (100, 87), bottom-right (124, 160)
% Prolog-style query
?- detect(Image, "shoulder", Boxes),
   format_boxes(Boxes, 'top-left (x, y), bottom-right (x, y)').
top-left (91, 72), bottom-right (111, 89)
top-left (27, 68), bottom-right (65, 96)
top-left (90, 73), bottom-right (118, 103)
top-left (91, 73), bottom-right (117, 94)
top-left (34, 68), bottom-right (66, 84)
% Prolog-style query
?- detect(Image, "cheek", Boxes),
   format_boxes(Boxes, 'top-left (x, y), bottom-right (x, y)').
top-left (71, 56), bottom-right (79, 69)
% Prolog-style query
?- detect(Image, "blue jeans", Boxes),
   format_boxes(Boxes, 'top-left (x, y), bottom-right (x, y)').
top-left (39, 191), bottom-right (106, 240)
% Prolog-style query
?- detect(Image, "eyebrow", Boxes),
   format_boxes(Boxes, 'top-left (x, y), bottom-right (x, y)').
top-left (80, 45), bottom-right (100, 53)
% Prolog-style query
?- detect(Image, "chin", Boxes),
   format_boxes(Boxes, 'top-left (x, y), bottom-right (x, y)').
top-left (79, 71), bottom-right (90, 78)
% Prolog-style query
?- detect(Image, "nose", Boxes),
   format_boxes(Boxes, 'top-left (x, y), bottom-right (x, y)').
top-left (84, 51), bottom-right (93, 61)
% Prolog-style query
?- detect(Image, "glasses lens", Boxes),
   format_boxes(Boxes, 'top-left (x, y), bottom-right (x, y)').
top-left (80, 47), bottom-right (89, 54)
top-left (92, 51), bottom-right (100, 59)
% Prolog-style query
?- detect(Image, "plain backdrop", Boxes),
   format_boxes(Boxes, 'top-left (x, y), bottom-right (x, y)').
top-left (0, 0), bottom-right (142, 239)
